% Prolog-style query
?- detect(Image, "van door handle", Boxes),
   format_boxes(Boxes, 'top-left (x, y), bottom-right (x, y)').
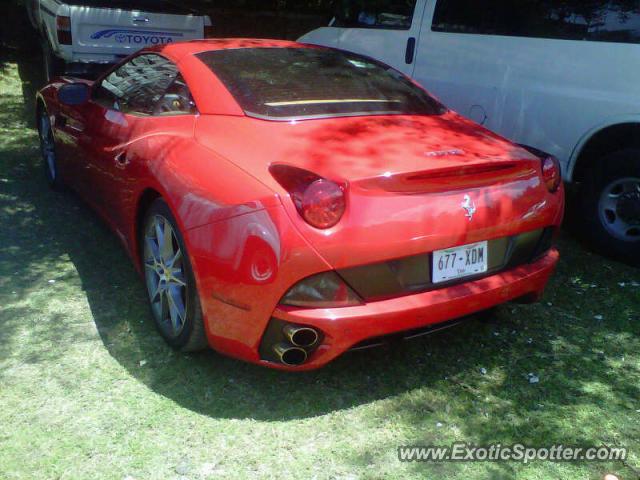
top-left (405, 37), bottom-right (416, 65)
top-left (133, 17), bottom-right (150, 23)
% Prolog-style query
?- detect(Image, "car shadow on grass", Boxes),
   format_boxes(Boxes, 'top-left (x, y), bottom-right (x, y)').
top-left (0, 141), bottom-right (501, 420)
top-left (2, 51), bottom-right (639, 478)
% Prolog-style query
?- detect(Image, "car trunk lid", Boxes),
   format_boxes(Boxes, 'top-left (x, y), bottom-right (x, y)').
top-left (195, 113), bottom-right (561, 269)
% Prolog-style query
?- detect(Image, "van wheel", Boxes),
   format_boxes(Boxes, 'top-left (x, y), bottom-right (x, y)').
top-left (42, 39), bottom-right (65, 81)
top-left (582, 149), bottom-right (640, 265)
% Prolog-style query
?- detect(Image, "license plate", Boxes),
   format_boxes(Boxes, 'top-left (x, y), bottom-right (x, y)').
top-left (432, 241), bottom-right (488, 284)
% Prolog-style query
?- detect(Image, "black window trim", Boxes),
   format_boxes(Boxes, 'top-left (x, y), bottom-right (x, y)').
top-left (430, 25), bottom-right (640, 45)
top-left (429, 0), bottom-right (640, 45)
top-left (330, 21), bottom-right (415, 31)
top-left (330, 0), bottom-right (418, 31)
top-left (329, 23), bottom-right (413, 32)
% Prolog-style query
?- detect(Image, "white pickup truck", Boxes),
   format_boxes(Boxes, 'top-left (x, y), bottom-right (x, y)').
top-left (26, 0), bottom-right (213, 80)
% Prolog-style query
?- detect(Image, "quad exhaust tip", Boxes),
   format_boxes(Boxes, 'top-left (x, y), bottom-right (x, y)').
top-left (273, 343), bottom-right (308, 366)
top-left (283, 324), bottom-right (319, 348)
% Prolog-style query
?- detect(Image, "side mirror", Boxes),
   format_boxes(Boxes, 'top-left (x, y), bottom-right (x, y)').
top-left (58, 83), bottom-right (90, 106)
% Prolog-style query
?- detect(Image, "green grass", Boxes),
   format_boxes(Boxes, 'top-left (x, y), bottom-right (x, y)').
top-left (1, 54), bottom-right (639, 480)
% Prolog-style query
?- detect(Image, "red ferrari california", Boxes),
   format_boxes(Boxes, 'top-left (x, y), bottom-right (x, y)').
top-left (36, 39), bottom-right (564, 370)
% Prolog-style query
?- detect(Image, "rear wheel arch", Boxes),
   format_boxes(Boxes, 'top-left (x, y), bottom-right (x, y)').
top-left (134, 187), bottom-right (198, 271)
top-left (571, 122), bottom-right (640, 183)
top-left (571, 123), bottom-right (640, 265)
top-left (135, 189), bottom-right (163, 267)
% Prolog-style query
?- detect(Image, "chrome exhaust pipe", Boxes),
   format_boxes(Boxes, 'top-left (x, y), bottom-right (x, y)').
top-left (273, 343), bottom-right (308, 366)
top-left (282, 325), bottom-right (319, 348)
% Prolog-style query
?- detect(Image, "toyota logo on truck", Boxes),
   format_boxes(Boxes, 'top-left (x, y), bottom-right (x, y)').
top-left (91, 29), bottom-right (182, 45)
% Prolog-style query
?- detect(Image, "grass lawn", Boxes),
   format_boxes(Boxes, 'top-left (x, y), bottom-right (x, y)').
top-left (1, 52), bottom-right (639, 480)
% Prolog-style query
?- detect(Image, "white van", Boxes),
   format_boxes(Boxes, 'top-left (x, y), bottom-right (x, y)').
top-left (300, 0), bottom-right (640, 264)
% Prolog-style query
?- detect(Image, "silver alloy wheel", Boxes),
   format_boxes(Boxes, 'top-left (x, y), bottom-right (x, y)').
top-left (143, 215), bottom-right (189, 337)
top-left (39, 112), bottom-right (56, 180)
top-left (598, 177), bottom-right (640, 242)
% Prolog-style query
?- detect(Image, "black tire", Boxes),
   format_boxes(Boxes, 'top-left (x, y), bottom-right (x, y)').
top-left (581, 149), bottom-right (640, 266)
top-left (37, 106), bottom-right (65, 191)
top-left (142, 199), bottom-right (208, 352)
top-left (42, 38), bottom-right (65, 81)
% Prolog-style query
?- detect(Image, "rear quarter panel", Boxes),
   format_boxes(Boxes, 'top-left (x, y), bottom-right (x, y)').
top-left (185, 204), bottom-right (332, 362)
top-left (110, 115), bottom-right (282, 269)
top-left (126, 119), bottom-right (333, 360)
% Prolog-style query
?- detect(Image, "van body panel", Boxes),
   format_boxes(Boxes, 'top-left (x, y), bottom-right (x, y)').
top-left (299, 0), bottom-right (640, 182)
top-left (299, 1), bottom-right (426, 76)
top-left (412, 31), bottom-right (505, 131)
top-left (299, 27), bottom-right (340, 49)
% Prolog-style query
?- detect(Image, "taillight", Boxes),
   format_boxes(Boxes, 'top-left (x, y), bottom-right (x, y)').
top-left (541, 155), bottom-right (561, 193)
top-left (281, 272), bottom-right (362, 308)
top-left (300, 179), bottom-right (345, 229)
top-left (270, 164), bottom-right (346, 229)
top-left (56, 15), bottom-right (72, 45)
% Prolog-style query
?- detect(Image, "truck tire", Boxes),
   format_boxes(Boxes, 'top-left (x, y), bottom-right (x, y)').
top-left (42, 38), bottom-right (65, 81)
top-left (581, 149), bottom-right (640, 266)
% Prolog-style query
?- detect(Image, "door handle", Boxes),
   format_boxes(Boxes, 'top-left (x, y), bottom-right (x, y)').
top-left (133, 17), bottom-right (150, 23)
top-left (405, 37), bottom-right (416, 65)
top-left (114, 151), bottom-right (130, 168)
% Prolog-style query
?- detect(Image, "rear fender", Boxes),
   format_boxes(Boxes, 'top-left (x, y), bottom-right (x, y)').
top-left (568, 114), bottom-right (640, 182)
top-left (185, 204), bottom-right (332, 361)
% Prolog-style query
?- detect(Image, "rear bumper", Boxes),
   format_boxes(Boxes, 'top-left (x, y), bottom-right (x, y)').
top-left (266, 248), bottom-right (559, 370)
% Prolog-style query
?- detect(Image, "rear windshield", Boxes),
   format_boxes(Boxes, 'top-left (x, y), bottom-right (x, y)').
top-left (196, 48), bottom-right (446, 120)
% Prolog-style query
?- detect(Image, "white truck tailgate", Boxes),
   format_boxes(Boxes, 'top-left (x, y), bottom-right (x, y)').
top-left (71, 6), bottom-right (204, 60)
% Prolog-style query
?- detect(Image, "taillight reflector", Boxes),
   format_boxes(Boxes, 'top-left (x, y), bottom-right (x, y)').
top-left (541, 155), bottom-right (561, 193)
top-left (56, 15), bottom-right (72, 45)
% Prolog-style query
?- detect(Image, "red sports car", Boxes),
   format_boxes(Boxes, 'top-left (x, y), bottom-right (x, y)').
top-left (36, 39), bottom-right (564, 370)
